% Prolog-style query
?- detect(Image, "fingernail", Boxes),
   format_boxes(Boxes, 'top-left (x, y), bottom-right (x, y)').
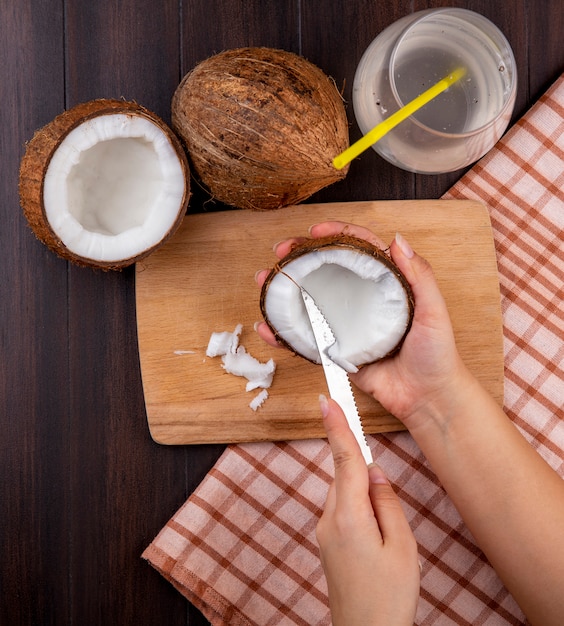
top-left (254, 269), bottom-right (264, 283)
top-left (308, 223), bottom-right (319, 235)
top-left (395, 232), bottom-right (414, 259)
top-left (272, 240), bottom-right (284, 252)
top-left (368, 463), bottom-right (389, 485)
top-left (253, 321), bottom-right (262, 332)
top-left (319, 393), bottom-right (329, 418)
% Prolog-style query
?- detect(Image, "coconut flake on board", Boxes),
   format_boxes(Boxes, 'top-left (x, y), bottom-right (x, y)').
top-left (249, 389), bottom-right (269, 412)
top-left (206, 324), bottom-right (243, 357)
top-left (206, 325), bottom-right (276, 410)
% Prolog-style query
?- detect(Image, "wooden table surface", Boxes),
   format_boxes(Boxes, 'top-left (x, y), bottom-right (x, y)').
top-left (2, 2), bottom-right (562, 624)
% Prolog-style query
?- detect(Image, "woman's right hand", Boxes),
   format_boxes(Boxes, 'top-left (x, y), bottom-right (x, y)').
top-left (316, 395), bottom-right (420, 626)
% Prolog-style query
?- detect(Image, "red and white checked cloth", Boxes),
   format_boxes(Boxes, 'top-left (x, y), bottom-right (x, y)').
top-left (143, 74), bottom-right (564, 626)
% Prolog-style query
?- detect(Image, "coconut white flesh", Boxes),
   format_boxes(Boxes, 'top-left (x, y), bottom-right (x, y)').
top-left (222, 347), bottom-right (276, 390)
top-left (206, 326), bottom-right (276, 409)
top-left (249, 389), bottom-right (269, 412)
top-left (264, 248), bottom-right (411, 367)
top-left (43, 114), bottom-right (186, 262)
top-left (206, 324), bottom-right (243, 357)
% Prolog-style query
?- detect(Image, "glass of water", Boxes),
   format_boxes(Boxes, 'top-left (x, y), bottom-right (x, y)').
top-left (352, 8), bottom-right (517, 174)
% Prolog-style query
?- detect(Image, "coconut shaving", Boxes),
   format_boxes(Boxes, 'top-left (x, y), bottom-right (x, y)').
top-left (206, 324), bottom-right (276, 411)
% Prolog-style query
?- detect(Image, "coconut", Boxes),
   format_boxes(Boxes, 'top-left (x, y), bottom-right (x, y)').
top-left (171, 47), bottom-right (349, 211)
top-left (260, 235), bottom-right (414, 370)
top-left (19, 99), bottom-right (190, 270)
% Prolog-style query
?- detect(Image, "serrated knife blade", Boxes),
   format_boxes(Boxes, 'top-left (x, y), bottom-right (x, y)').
top-left (300, 286), bottom-right (373, 464)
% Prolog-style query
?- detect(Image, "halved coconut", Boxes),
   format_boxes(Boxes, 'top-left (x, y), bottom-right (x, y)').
top-left (171, 47), bottom-right (349, 211)
top-left (260, 235), bottom-right (414, 370)
top-left (19, 99), bottom-right (190, 269)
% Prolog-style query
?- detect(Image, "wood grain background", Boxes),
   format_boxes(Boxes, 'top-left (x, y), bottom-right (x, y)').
top-left (2, 2), bottom-right (562, 624)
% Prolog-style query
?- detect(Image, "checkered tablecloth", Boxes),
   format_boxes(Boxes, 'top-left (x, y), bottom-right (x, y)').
top-left (143, 74), bottom-right (564, 626)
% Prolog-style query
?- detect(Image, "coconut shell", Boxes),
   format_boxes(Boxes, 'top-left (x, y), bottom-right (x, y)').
top-left (172, 47), bottom-right (350, 211)
top-left (18, 99), bottom-right (190, 270)
top-left (260, 234), bottom-right (415, 364)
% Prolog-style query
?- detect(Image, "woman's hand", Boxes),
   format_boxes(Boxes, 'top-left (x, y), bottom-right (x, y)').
top-left (258, 221), bottom-right (564, 625)
top-left (255, 221), bottom-right (471, 429)
top-left (316, 395), bottom-right (419, 626)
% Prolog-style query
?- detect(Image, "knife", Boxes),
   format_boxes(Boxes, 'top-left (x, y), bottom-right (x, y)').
top-left (300, 286), bottom-right (373, 464)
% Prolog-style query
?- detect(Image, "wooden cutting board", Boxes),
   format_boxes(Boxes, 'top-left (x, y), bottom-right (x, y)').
top-left (136, 200), bottom-right (504, 445)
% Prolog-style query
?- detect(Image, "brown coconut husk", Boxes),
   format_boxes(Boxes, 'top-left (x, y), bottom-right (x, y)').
top-left (18, 99), bottom-right (190, 270)
top-left (260, 234), bottom-right (415, 364)
top-left (172, 47), bottom-right (350, 211)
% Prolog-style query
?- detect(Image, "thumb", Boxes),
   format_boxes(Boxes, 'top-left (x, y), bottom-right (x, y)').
top-left (367, 463), bottom-right (413, 541)
top-left (390, 233), bottom-right (450, 324)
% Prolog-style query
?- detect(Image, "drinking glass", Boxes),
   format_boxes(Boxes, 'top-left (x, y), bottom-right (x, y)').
top-left (352, 8), bottom-right (517, 174)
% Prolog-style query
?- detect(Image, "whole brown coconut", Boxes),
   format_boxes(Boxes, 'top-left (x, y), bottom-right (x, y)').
top-left (172, 47), bottom-right (350, 211)
top-left (260, 234), bottom-right (414, 369)
top-left (19, 99), bottom-right (190, 270)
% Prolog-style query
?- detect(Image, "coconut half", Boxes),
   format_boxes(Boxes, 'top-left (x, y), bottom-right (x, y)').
top-left (172, 47), bottom-right (350, 211)
top-left (19, 99), bottom-right (190, 269)
top-left (260, 235), bottom-right (414, 370)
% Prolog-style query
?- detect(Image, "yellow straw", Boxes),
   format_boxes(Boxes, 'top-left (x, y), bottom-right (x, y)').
top-left (333, 67), bottom-right (467, 170)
